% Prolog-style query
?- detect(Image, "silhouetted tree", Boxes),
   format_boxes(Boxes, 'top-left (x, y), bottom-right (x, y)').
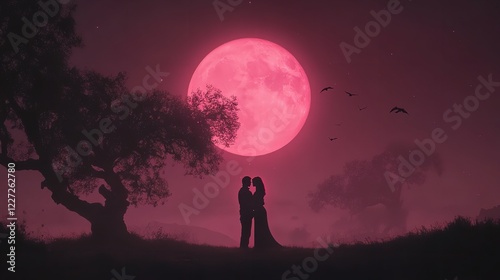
top-left (0, 1), bottom-right (239, 242)
top-left (309, 143), bottom-right (443, 235)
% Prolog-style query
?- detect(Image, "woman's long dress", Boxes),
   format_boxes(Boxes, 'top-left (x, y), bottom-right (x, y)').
top-left (253, 191), bottom-right (282, 249)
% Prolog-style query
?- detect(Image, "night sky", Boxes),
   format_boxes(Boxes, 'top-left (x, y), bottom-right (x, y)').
top-left (2, 0), bottom-right (500, 247)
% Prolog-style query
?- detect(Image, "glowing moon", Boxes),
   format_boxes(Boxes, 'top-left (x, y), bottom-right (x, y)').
top-left (188, 38), bottom-right (311, 156)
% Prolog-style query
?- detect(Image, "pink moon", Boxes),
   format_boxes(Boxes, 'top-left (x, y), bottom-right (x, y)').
top-left (188, 38), bottom-right (311, 156)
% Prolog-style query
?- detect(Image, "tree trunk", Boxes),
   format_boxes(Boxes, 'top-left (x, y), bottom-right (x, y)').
top-left (91, 185), bottom-right (130, 243)
top-left (41, 168), bottom-right (130, 244)
top-left (10, 104), bottom-right (131, 244)
top-left (382, 199), bottom-right (407, 235)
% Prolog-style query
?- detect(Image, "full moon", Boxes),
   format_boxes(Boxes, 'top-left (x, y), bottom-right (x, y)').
top-left (188, 38), bottom-right (311, 156)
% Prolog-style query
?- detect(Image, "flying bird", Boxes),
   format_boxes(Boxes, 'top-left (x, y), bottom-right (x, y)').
top-left (345, 91), bottom-right (357, 96)
top-left (320, 86), bottom-right (334, 93)
top-left (390, 106), bottom-right (409, 114)
top-left (328, 137), bottom-right (338, 141)
top-left (358, 106), bottom-right (367, 111)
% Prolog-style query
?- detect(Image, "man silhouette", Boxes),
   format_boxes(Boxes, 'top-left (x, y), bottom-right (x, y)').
top-left (238, 176), bottom-right (253, 248)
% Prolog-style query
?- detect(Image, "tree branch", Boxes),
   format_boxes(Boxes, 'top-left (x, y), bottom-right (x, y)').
top-left (0, 113), bottom-right (11, 157)
top-left (89, 168), bottom-right (106, 179)
top-left (0, 114), bottom-right (41, 170)
top-left (42, 179), bottom-right (102, 221)
top-left (0, 155), bottom-right (41, 171)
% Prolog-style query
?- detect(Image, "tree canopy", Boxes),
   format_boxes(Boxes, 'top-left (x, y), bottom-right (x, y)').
top-left (309, 143), bottom-right (443, 214)
top-left (0, 0), bottom-right (240, 240)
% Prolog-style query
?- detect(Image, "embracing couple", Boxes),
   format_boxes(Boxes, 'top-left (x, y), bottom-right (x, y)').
top-left (238, 176), bottom-right (282, 249)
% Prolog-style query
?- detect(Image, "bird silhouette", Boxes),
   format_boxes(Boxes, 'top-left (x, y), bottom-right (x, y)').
top-left (390, 106), bottom-right (409, 114)
top-left (345, 91), bottom-right (357, 96)
top-left (320, 86), bottom-right (334, 93)
top-left (328, 137), bottom-right (338, 141)
top-left (358, 106), bottom-right (367, 111)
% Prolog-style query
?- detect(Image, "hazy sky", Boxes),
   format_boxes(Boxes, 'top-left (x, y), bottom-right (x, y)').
top-left (2, 0), bottom-right (500, 246)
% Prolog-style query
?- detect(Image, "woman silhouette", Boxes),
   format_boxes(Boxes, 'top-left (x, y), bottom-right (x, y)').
top-left (252, 177), bottom-right (282, 249)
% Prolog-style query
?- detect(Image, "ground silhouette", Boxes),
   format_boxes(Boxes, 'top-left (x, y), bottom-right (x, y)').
top-left (1, 217), bottom-right (499, 279)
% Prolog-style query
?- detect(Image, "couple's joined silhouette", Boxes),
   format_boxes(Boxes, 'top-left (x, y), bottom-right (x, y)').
top-left (238, 176), bottom-right (282, 249)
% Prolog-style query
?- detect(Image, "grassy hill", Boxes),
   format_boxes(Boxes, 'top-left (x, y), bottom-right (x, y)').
top-left (1, 217), bottom-right (499, 280)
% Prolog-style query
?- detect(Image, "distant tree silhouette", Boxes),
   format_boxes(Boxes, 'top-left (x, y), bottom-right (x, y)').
top-left (477, 205), bottom-right (500, 221)
top-left (0, 1), bottom-right (239, 242)
top-left (309, 143), bottom-right (443, 236)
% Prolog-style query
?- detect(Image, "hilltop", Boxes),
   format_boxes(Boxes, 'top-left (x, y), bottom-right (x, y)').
top-left (1, 217), bottom-right (499, 280)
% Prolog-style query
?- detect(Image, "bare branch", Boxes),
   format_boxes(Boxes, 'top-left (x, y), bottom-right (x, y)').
top-left (0, 155), bottom-right (41, 171)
